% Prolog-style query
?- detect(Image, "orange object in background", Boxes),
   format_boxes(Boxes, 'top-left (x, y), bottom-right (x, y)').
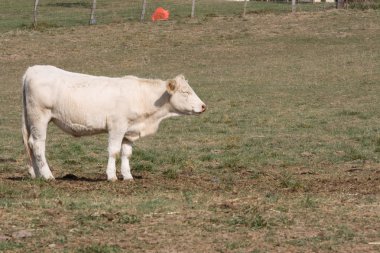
top-left (151, 7), bottom-right (169, 21)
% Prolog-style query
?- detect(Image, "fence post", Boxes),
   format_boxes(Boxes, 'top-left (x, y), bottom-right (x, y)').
top-left (243, 0), bottom-right (248, 17)
top-left (336, 0), bottom-right (345, 8)
top-left (141, 0), bottom-right (147, 21)
top-left (89, 0), bottom-right (97, 25)
top-left (191, 0), bottom-right (196, 18)
top-left (292, 0), bottom-right (296, 12)
top-left (33, 0), bottom-right (39, 28)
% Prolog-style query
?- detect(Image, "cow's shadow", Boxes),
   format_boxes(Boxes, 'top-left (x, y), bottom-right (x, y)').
top-left (58, 174), bottom-right (142, 181)
top-left (57, 173), bottom-right (105, 182)
top-left (7, 173), bottom-right (142, 182)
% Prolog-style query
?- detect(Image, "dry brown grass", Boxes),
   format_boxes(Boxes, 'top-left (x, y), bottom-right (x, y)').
top-left (0, 9), bottom-right (380, 253)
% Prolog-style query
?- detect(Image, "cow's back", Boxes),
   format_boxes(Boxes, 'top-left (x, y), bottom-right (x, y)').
top-left (25, 65), bottom-right (121, 108)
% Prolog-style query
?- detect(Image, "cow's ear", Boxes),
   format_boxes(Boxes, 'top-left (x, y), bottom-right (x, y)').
top-left (166, 79), bottom-right (177, 94)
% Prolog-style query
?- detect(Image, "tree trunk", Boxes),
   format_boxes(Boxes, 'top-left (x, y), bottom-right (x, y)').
top-left (141, 0), bottom-right (147, 21)
top-left (191, 0), bottom-right (196, 18)
top-left (33, 0), bottom-right (39, 28)
top-left (89, 0), bottom-right (97, 25)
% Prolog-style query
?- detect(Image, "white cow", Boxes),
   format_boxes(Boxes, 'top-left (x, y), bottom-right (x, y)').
top-left (22, 65), bottom-right (206, 181)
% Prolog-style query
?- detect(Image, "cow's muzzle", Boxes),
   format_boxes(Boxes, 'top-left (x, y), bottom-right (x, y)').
top-left (201, 104), bottom-right (207, 113)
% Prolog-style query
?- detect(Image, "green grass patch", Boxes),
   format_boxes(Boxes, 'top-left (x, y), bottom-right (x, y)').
top-left (0, 241), bottom-right (24, 251)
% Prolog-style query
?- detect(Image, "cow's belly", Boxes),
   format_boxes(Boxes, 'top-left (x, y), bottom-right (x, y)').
top-left (52, 118), bottom-right (106, 137)
top-left (51, 95), bottom-right (109, 136)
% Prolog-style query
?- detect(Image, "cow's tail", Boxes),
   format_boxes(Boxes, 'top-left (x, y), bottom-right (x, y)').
top-left (21, 72), bottom-right (35, 178)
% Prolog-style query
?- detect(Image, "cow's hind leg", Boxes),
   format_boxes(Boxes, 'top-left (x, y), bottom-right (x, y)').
top-left (106, 130), bottom-right (124, 181)
top-left (121, 138), bottom-right (133, 180)
top-left (28, 112), bottom-right (54, 180)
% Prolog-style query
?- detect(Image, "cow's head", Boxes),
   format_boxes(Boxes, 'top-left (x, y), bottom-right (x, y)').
top-left (166, 75), bottom-right (206, 115)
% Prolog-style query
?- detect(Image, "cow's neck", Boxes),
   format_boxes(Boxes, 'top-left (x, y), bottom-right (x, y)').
top-left (125, 83), bottom-right (176, 141)
top-left (142, 83), bottom-right (173, 118)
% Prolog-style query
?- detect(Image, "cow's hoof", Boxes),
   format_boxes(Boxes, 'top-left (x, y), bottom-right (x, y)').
top-left (28, 166), bottom-right (36, 179)
top-left (123, 177), bottom-right (134, 181)
top-left (41, 174), bottom-right (55, 180)
top-left (107, 177), bottom-right (118, 182)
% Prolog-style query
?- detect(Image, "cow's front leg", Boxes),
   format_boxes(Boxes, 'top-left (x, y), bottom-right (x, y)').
top-left (106, 131), bottom-right (124, 182)
top-left (121, 138), bottom-right (133, 180)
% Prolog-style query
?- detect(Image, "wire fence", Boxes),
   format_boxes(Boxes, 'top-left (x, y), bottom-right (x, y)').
top-left (0, 0), bottom-right (344, 32)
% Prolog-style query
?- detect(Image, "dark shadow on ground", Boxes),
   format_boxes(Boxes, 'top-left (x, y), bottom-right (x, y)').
top-left (6, 174), bottom-right (143, 182)
top-left (58, 173), bottom-right (105, 182)
top-left (6, 176), bottom-right (27, 181)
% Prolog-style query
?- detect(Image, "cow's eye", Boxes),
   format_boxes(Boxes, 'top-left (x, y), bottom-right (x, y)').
top-left (180, 90), bottom-right (191, 96)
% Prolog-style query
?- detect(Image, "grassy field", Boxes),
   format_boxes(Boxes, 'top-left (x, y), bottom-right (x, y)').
top-left (0, 3), bottom-right (380, 253)
top-left (0, 0), bottom-right (337, 33)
